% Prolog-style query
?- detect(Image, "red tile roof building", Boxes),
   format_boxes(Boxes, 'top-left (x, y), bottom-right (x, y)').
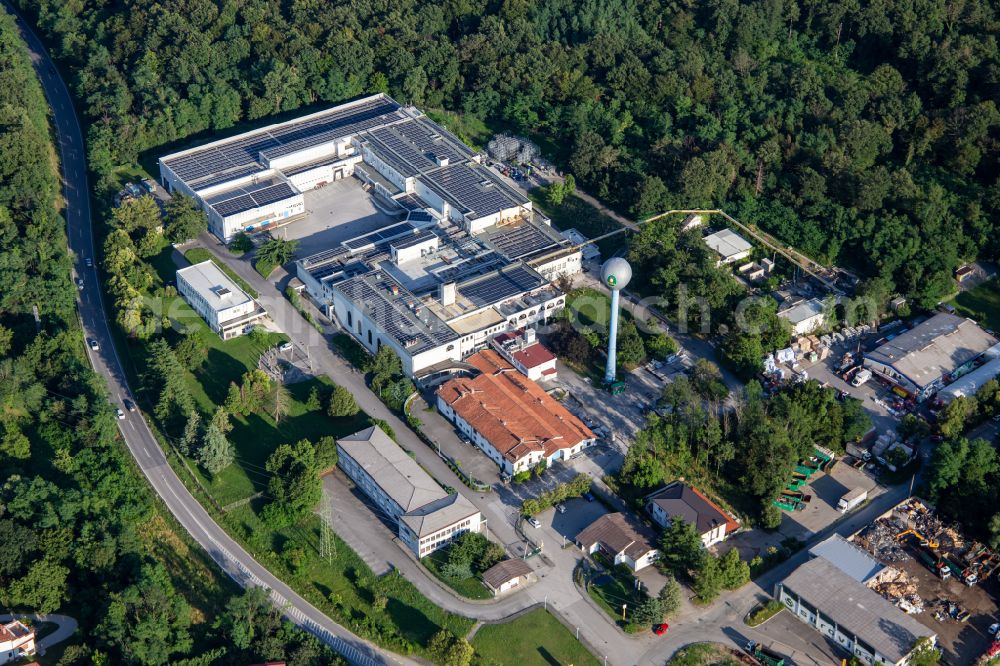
top-left (489, 329), bottom-right (558, 381)
top-left (0, 619), bottom-right (35, 663)
top-left (436, 350), bottom-right (595, 474)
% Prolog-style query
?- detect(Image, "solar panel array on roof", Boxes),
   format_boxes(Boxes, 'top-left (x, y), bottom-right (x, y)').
top-left (342, 222), bottom-right (414, 251)
top-left (458, 265), bottom-right (543, 307)
top-left (214, 194), bottom-right (257, 218)
top-left (395, 193), bottom-right (429, 211)
top-left (407, 210), bottom-right (434, 224)
top-left (433, 252), bottom-right (507, 284)
top-left (335, 275), bottom-right (457, 354)
top-left (211, 182), bottom-right (298, 218)
top-left (164, 96), bottom-right (402, 188)
top-left (193, 165), bottom-right (267, 192)
top-left (391, 230), bottom-right (437, 251)
top-left (425, 163), bottom-right (525, 217)
top-left (252, 182), bottom-right (296, 206)
top-left (488, 224), bottom-right (561, 260)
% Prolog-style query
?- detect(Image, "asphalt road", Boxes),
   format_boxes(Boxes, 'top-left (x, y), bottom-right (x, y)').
top-left (2, 4), bottom-right (401, 665)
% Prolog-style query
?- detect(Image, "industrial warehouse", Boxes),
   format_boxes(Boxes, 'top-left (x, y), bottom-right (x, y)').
top-left (862, 312), bottom-right (999, 401)
top-left (158, 93), bottom-right (553, 242)
top-left (158, 93), bottom-right (582, 376)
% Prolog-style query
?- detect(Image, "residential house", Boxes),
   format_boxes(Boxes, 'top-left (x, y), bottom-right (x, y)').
top-left (576, 513), bottom-right (659, 572)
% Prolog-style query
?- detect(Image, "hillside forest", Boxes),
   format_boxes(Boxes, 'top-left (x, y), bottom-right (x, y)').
top-left (0, 6), bottom-right (347, 665)
top-left (16, 0), bottom-right (1000, 310)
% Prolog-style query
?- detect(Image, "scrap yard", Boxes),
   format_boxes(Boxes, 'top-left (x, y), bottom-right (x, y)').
top-left (851, 498), bottom-right (1000, 662)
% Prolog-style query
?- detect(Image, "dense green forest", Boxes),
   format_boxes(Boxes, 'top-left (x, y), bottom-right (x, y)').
top-left (0, 7), bottom-right (343, 664)
top-left (17, 0), bottom-right (1000, 308)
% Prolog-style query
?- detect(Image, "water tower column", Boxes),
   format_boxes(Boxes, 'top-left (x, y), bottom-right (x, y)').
top-left (599, 257), bottom-right (632, 386)
top-left (605, 287), bottom-right (621, 384)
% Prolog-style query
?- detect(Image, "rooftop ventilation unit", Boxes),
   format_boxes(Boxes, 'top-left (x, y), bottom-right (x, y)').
top-left (213, 286), bottom-right (232, 299)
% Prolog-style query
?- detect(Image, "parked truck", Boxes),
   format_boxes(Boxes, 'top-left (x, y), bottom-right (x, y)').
top-left (851, 368), bottom-right (873, 387)
top-left (917, 547), bottom-right (952, 580)
top-left (745, 641), bottom-right (785, 666)
top-left (837, 487), bottom-right (867, 513)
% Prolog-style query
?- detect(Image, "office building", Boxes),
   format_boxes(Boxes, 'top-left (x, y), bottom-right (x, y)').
top-left (176, 260), bottom-right (267, 339)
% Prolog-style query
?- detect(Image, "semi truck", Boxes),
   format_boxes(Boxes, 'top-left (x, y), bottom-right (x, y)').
top-left (837, 487), bottom-right (867, 513)
top-left (745, 641), bottom-right (785, 666)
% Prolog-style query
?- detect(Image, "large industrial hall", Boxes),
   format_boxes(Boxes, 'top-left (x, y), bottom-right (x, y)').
top-left (158, 93), bottom-right (543, 242)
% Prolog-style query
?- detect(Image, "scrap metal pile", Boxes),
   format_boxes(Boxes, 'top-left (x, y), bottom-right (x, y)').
top-left (867, 567), bottom-right (924, 613)
top-left (856, 519), bottom-right (912, 563)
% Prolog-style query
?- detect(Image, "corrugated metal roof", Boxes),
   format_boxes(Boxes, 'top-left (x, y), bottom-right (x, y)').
top-left (808, 535), bottom-right (884, 583)
top-left (781, 558), bottom-right (934, 663)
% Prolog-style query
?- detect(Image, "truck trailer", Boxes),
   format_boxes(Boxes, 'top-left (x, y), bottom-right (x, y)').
top-left (837, 487), bottom-right (867, 513)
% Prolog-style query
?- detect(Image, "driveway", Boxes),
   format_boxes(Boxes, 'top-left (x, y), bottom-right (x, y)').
top-left (0, 613), bottom-right (77, 655)
top-left (409, 394), bottom-right (501, 487)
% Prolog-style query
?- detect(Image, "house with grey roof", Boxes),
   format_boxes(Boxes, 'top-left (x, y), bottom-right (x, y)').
top-left (336, 426), bottom-right (483, 557)
top-left (645, 481), bottom-right (739, 547)
top-left (576, 513), bottom-right (659, 572)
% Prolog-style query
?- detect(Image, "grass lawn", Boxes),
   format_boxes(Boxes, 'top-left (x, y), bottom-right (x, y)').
top-left (183, 247), bottom-right (259, 298)
top-left (529, 190), bottom-right (628, 257)
top-left (587, 571), bottom-right (645, 627)
top-left (668, 643), bottom-right (742, 666)
top-left (224, 503), bottom-right (473, 658)
top-left (949, 277), bottom-right (1000, 332)
top-left (255, 257), bottom-right (276, 279)
top-left (472, 608), bottom-right (600, 666)
top-left (421, 550), bottom-right (492, 600)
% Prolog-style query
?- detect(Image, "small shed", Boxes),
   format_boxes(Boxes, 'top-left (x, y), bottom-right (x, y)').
top-left (482, 559), bottom-right (533, 595)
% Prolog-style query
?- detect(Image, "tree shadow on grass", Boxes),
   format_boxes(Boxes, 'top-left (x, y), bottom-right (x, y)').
top-left (199, 347), bottom-right (249, 405)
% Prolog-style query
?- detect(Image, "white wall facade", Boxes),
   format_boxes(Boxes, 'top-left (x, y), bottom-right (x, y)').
top-left (401, 513), bottom-right (483, 558)
top-left (777, 584), bottom-right (917, 666)
top-left (533, 250), bottom-right (582, 281)
top-left (436, 394), bottom-right (593, 473)
top-left (288, 155), bottom-right (362, 191)
top-left (332, 290), bottom-right (460, 376)
top-left (219, 194), bottom-right (305, 239)
top-left (177, 271), bottom-right (261, 339)
top-left (647, 502), bottom-right (727, 547)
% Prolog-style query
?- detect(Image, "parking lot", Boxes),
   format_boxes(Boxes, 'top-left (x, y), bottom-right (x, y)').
top-left (409, 393), bottom-right (503, 487)
top-left (549, 358), bottom-right (679, 445)
top-left (779, 461), bottom-right (882, 540)
top-left (281, 177), bottom-right (398, 258)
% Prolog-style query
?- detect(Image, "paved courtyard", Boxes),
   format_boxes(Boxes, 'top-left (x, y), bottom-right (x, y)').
top-left (281, 177), bottom-right (398, 258)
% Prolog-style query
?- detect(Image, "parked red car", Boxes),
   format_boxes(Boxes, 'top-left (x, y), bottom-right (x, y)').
top-left (653, 623), bottom-right (669, 635)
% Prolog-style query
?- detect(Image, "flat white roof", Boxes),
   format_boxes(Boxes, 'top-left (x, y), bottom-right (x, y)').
top-left (177, 260), bottom-right (254, 313)
top-left (704, 228), bottom-right (753, 258)
top-left (778, 298), bottom-right (825, 324)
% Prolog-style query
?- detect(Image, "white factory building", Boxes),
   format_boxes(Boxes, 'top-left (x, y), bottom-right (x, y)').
top-left (159, 94), bottom-right (543, 241)
top-left (176, 260), bottom-right (267, 339)
top-left (703, 228), bottom-right (753, 265)
top-left (863, 313), bottom-right (998, 401)
top-left (777, 298), bottom-right (827, 335)
top-left (336, 426), bottom-right (483, 558)
top-left (296, 194), bottom-right (579, 377)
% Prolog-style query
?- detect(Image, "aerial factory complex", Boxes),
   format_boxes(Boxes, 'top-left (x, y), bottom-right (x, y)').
top-left (160, 94), bottom-right (582, 376)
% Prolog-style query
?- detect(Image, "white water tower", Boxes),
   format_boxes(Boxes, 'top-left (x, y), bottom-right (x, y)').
top-left (601, 257), bottom-right (632, 385)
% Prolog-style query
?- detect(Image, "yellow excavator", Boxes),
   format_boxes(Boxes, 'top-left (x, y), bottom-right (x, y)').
top-left (896, 528), bottom-right (940, 549)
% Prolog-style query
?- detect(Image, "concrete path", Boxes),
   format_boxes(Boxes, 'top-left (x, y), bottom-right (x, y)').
top-left (0, 613), bottom-right (77, 655)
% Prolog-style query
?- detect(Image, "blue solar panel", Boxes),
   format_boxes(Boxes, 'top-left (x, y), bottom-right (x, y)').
top-left (251, 183), bottom-right (296, 207)
top-left (458, 265), bottom-right (541, 307)
top-left (214, 194), bottom-right (257, 218)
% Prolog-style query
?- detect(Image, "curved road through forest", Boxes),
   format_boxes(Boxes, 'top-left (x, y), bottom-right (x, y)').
top-left (8, 4), bottom-right (922, 664)
top-left (3, 4), bottom-right (402, 665)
